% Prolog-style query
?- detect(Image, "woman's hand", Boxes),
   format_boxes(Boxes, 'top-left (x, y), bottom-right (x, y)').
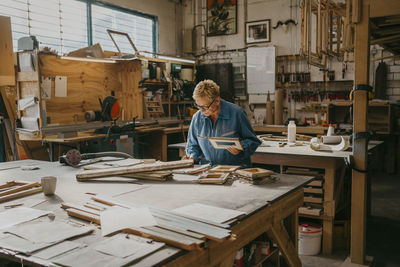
top-left (226, 146), bottom-right (240, 155)
top-left (182, 155), bottom-right (194, 161)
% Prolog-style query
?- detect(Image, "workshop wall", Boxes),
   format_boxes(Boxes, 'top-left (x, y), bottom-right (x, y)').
top-left (103, 0), bottom-right (183, 56)
top-left (371, 45), bottom-right (400, 102)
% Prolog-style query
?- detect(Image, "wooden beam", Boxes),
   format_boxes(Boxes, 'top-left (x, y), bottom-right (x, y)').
top-left (76, 159), bottom-right (194, 180)
top-left (351, 0), bottom-right (370, 264)
top-left (370, 34), bottom-right (400, 45)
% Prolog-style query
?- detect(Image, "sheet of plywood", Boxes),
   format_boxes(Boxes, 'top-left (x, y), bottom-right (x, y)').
top-left (0, 16), bottom-right (15, 86)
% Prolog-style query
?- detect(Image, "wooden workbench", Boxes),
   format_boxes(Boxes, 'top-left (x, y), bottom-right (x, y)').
top-left (0, 160), bottom-right (312, 266)
top-left (169, 140), bottom-right (382, 255)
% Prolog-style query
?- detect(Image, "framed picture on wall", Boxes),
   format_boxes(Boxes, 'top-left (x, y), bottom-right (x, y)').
top-left (207, 0), bottom-right (237, 36)
top-left (246, 20), bottom-right (271, 44)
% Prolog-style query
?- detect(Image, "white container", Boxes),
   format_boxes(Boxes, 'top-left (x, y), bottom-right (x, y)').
top-left (298, 223), bottom-right (322, 255)
top-left (327, 124), bottom-right (335, 136)
top-left (288, 120), bottom-right (296, 142)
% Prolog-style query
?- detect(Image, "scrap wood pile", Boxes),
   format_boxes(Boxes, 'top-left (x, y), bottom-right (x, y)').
top-left (61, 195), bottom-right (234, 251)
top-left (196, 165), bottom-right (277, 185)
top-left (235, 168), bottom-right (276, 185)
top-left (76, 159), bottom-right (194, 181)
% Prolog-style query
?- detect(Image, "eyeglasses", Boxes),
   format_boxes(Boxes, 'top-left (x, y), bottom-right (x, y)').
top-left (194, 98), bottom-right (216, 110)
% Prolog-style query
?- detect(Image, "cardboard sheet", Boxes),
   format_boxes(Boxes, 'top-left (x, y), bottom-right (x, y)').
top-left (100, 206), bottom-right (157, 236)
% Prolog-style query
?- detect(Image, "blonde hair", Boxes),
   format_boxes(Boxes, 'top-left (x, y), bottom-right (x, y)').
top-left (192, 80), bottom-right (220, 101)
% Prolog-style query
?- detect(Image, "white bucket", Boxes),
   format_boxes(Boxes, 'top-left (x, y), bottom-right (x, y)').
top-left (298, 223), bottom-right (322, 255)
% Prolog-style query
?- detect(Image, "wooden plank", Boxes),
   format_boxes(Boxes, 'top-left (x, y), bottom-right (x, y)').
top-left (61, 202), bottom-right (101, 216)
top-left (308, 180), bottom-right (323, 187)
top-left (304, 187), bottom-right (323, 194)
top-left (351, 0), bottom-right (370, 264)
top-left (0, 16), bottom-right (15, 86)
top-left (0, 182), bottom-right (40, 197)
top-left (304, 196), bottom-right (323, 204)
top-left (66, 208), bottom-right (101, 224)
top-left (124, 227), bottom-right (196, 251)
top-left (0, 186), bottom-right (42, 203)
top-left (299, 207), bottom-right (322, 216)
top-left (76, 160), bottom-right (194, 180)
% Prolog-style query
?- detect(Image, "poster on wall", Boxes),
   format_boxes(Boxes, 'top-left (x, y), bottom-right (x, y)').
top-left (207, 0), bottom-right (237, 36)
top-left (246, 20), bottom-right (271, 44)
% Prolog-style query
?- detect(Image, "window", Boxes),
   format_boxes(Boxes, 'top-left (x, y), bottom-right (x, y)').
top-left (92, 3), bottom-right (155, 54)
top-left (0, 0), bottom-right (156, 54)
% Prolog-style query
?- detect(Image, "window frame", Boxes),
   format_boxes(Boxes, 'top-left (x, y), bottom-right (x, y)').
top-left (88, 0), bottom-right (158, 53)
top-left (0, 0), bottom-right (158, 54)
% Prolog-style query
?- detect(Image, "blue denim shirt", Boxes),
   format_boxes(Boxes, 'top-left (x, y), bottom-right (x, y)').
top-left (186, 99), bottom-right (261, 167)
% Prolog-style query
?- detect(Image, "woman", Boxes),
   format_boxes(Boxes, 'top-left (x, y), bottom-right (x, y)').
top-left (184, 80), bottom-right (261, 167)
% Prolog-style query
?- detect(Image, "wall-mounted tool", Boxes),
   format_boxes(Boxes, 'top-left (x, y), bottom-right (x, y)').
top-left (85, 92), bottom-right (120, 122)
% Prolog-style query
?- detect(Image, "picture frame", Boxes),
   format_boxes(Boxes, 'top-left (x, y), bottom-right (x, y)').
top-left (245, 19), bottom-right (271, 44)
top-left (207, 0), bottom-right (237, 36)
top-left (208, 137), bottom-right (243, 151)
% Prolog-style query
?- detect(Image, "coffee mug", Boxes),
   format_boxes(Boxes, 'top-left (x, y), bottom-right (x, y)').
top-left (41, 176), bottom-right (57, 196)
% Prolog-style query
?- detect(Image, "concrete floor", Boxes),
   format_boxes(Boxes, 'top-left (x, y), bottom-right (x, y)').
top-left (299, 171), bottom-right (400, 267)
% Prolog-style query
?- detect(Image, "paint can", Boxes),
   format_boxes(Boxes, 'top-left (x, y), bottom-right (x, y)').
top-left (298, 223), bottom-right (322, 255)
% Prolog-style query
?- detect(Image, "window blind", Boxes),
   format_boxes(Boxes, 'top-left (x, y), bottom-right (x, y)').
top-left (0, 0), bottom-right (156, 54)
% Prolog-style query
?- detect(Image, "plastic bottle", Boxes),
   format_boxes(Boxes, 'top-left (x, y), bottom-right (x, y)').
top-left (288, 120), bottom-right (296, 142)
top-left (327, 124), bottom-right (335, 136)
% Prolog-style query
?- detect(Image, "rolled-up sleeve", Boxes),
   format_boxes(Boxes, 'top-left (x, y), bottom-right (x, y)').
top-left (185, 115), bottom-right (202, 160)
top-left (239, 110), bottom-right (262, 159)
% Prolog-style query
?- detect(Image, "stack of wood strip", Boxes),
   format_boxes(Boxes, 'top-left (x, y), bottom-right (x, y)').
top-left (285, 167), bottom-right (323, 216)
top-left (61, 194), bottom-right (232, 251)
top-left (76, 160), bottom-right (194, 181)
top-left (235, 168), bottom-right (275, 185)
top-left (0, 181), bottom-right (42, 203)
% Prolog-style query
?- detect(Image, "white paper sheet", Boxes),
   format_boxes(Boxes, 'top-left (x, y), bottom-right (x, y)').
top-left (18, 96), bottom-right (36, 110)
top-left (0, 207), bottom-right (51, 230)
top-left (173, 203), bottom-right (246, 224)
top-left (4, 220), bottom-right (94, 243)
top-left (41, 77), bottom-right (52, 99)
top-left (19, 53), bottom-right (35, 72)
top-left (33, 241), bottom-right (85, 260)
top-left (93, 234), bottom-right (164, 258)
top-left (100, 206), bottom-right (157, 236)
top-left (21, 117), bottom-right (39, 130)
top-left (55, 76), bottom-right (67, 97)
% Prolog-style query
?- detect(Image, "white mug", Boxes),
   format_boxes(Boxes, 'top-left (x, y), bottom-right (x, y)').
top-left (41, 176), bottom-right (57, 196)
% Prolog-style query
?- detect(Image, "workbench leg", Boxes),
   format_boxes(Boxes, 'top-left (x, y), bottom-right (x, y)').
top-left (218, 252), bottom-right (236, 267)
top-left (322, 167), bottom-right (335, 254)
top-left (48, 143), bottom-right (53, 162)
top-left (268, 220), bottom-right (301, 267)
top-left (284, 209), bottom-right (299, 253)
top-left (162, 133), bottom-right (167, 162)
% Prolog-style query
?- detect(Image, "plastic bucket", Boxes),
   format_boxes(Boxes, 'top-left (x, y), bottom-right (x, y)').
top-left (298, 223), bottom-right (322, 255)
